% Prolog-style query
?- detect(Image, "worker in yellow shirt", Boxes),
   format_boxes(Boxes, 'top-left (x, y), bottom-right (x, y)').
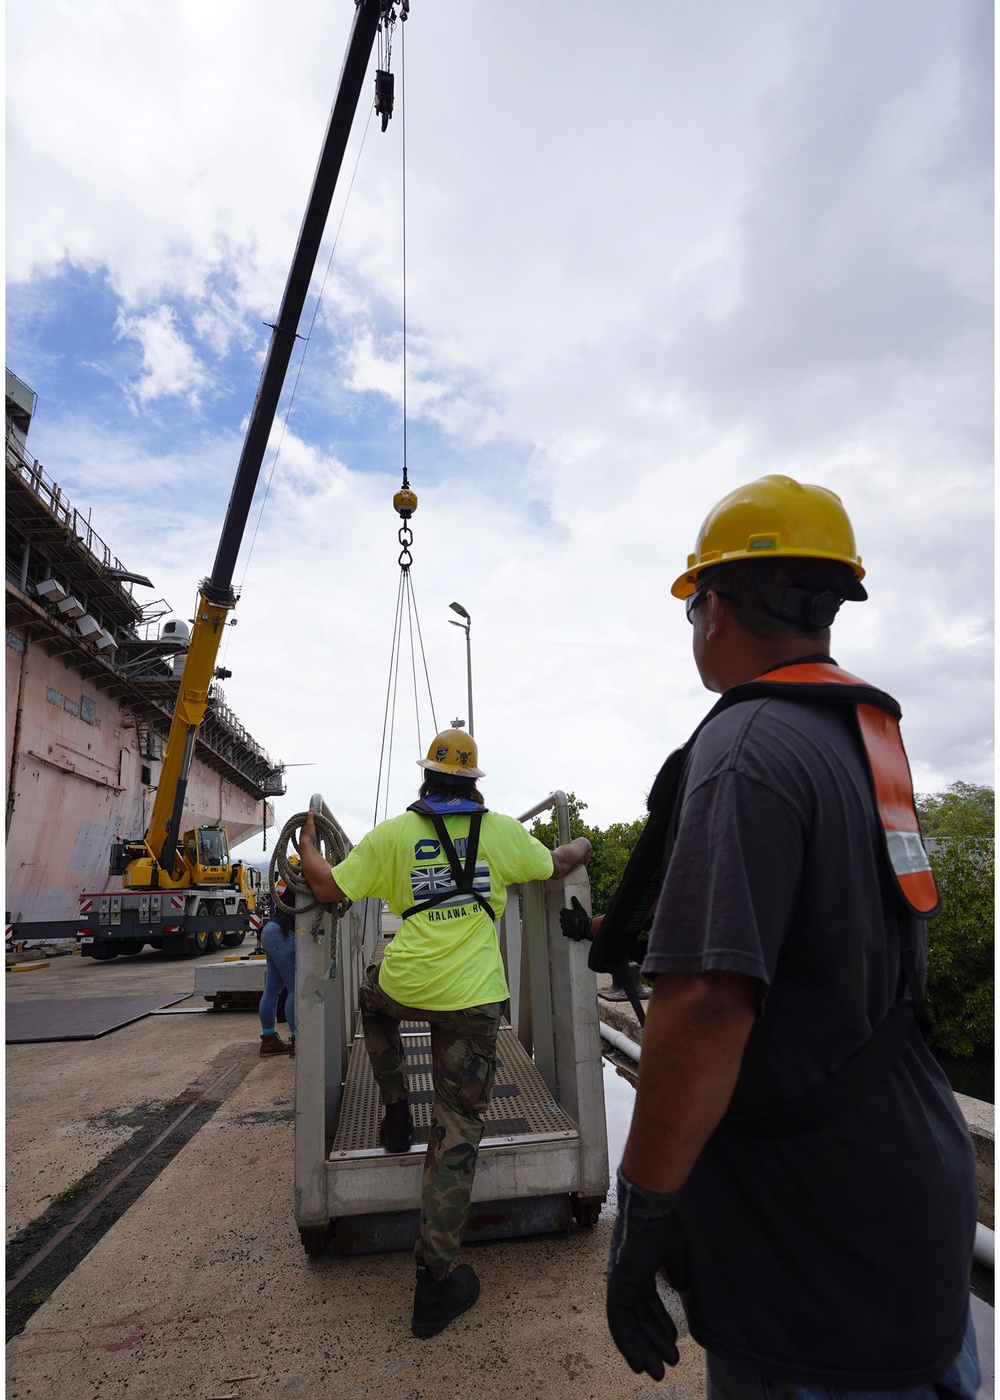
top-left (300, 728), bottom-right (590, 1340)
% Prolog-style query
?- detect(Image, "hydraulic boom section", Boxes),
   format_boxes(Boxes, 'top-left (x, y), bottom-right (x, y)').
top-left (120, 0), bottom-right (407, 896)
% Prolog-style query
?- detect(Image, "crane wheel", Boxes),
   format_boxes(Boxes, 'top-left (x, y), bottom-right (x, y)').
top-left (223, 901), bottom-right (248, 947)
top-left (208, 901), bottom-right (226, 952)
top-left (193, 903), bottom-right (212, 955)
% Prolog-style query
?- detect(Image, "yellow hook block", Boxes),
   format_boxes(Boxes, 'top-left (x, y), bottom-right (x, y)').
top-left (393, 487), bottom-right (418, 519)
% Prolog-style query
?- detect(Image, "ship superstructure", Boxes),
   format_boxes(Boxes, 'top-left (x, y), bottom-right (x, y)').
top-left (5, 368), bottom-right (285, 936)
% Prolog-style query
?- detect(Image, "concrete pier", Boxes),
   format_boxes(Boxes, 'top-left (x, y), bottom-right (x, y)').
top-left (6, 948), bottom-right (705, 1400)
top-left (6, 949), bottom-right (993, 1399)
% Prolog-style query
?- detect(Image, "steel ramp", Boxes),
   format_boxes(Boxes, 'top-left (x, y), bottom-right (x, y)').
top-left (332, 1021), bottom-right (579, 1156)
top-left (327, 1022), bottom-right (580, 1254)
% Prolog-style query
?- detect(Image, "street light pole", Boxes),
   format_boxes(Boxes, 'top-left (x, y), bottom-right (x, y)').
top-left (448, 602), bottom-right (474, 738)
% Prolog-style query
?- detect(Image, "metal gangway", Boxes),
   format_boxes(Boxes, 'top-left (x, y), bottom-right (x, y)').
top-left (293, 791), bottom-right (609, 1256)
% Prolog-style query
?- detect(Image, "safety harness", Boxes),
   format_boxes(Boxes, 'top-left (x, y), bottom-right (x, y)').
top-left (589, 660), bottom-right (939, 1136)
top-left (400, 799), bottom-right (496, 922)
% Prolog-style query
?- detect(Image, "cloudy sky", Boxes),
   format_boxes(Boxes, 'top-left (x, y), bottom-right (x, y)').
top-left (7, 0), bottom-right (993, 855)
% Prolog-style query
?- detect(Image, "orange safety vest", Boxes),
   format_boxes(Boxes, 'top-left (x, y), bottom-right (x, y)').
top-left (749, 662), bottom-right (940, 918)
top-left (589, 658), bottom-right (940, 993)
top-left (588, 658), bottom-right (938, 1134)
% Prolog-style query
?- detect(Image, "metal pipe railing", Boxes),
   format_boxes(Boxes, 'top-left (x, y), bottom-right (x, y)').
top-left (516, 790), bottom-right (571, 846)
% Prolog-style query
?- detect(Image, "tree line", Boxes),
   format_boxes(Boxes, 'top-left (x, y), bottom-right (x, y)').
top-left (532, 781), bottom-right (994, 1064)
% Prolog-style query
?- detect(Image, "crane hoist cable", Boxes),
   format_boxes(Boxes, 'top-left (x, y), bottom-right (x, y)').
top-left (218, 5), bottom-right (410, 858)
top-left (371, 11), bottom-right (437, 836)
top-left (224, 2), bottom-right (409, 673)
top-left (373, 484), bottom-right (438, 829)
top-left (363, 478), bottom-right (437, 951)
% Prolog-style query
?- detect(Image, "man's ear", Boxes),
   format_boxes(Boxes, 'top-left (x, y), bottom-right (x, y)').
top-left (705, 589), bottom-right (728, 640)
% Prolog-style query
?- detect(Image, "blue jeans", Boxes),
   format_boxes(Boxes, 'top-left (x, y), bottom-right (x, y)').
top-left (706, 1307), bottom-right (980, 1400)
top-left (259, 922), bottom-right (295, 1037)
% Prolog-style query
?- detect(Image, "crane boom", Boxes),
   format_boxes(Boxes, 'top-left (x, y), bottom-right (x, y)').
top-left (131, 0), bottom-right (394, 884)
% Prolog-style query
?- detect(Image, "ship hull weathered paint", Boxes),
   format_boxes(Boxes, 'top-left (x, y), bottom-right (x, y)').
top-left (5, 631), bottom-right (270, 923)
top-left (5, 367), bottom-right (284, 934)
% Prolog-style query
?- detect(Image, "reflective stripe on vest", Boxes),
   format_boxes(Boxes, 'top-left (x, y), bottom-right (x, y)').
top-left (756, 663), bottom-right (940, 917)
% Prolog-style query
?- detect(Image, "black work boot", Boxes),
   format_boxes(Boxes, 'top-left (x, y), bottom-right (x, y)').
top-left (411, 1262), bottom-right (480, 1338)
top-left (379, 1100), bottom-right (413, 1153)
top-left (259, 1032), bottom-right (291, 1056)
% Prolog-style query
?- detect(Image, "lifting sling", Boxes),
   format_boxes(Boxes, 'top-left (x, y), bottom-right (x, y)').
top-left (589, 660), bottom-right (939, 1136)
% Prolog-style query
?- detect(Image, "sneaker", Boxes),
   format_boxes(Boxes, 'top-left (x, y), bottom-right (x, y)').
top-left (411, 1262), bottom-right (480, 1338)
top-left (598, 983), bottom-right (651, 1001)
top-left (259, 1032), bottom-right (291, 1056)
top-left (379, 1100), bottom-right (413, 1153)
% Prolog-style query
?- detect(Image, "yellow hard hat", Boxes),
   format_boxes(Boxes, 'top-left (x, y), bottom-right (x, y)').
top-left (671, 475), bottom-right (866, 599)
top-left (417, 728), bottom-right (484, 779)
top-left (288, 853), bottom-right (300, 868)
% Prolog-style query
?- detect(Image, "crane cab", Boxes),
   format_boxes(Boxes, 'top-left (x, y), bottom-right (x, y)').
top-left (183, 825), bottom-right (231, 885)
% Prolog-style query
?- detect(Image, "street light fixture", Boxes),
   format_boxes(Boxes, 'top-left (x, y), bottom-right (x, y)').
top-left (448, 601), bottom-right (474, 738)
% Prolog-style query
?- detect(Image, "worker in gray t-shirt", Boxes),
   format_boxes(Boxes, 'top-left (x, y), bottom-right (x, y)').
top-left (605, 477), bottom-right (979, 1397)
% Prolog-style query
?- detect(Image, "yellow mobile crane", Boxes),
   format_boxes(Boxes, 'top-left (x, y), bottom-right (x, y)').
top-left (78, 0), bottom-right (406, 960)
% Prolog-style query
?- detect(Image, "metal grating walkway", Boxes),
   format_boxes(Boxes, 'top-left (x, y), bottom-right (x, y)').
top-left (330, 1022), bottom-right (578, 1157)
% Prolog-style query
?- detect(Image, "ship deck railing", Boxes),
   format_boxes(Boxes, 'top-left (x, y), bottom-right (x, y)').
top-left (6, 441), bottom-right (134, 584)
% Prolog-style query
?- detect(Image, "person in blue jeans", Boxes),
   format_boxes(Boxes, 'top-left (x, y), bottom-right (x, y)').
top-left (259, 857), bottom-right (297, 1056)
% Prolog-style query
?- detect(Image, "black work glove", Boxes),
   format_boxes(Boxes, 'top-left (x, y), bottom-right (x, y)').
top-left (559, 895), bottom-right (592, 941)
top-left (606, 1168), bottom-right (681, 1380)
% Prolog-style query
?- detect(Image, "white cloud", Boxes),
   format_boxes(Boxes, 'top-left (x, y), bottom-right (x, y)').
top-left (6, 0), bottom-right (992, 850)
top-left (115, 305), bottom-right (209, 407)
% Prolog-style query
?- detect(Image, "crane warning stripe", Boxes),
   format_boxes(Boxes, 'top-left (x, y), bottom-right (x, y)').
top-left (170, 895), bottom-right (184, 911)
top-left (79, 898), bottom-right (93, 915)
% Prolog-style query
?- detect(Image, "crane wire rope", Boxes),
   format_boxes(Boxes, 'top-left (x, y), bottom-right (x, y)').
top-left (364, 14), bottom-right (441, 949)
top-left (400, 14), bottom-right (409, 492)
top-left (372, 13), bottom-right (439, 822)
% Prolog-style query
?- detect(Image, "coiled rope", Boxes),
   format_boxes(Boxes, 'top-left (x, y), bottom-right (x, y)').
top-left (269, 810), bottom-right (350, 939)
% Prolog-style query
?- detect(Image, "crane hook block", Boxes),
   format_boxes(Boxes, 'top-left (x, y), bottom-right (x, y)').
top-left (394, 487), bottom-right (418, 519)
top-left (375, 70), bottom-right (395, 132)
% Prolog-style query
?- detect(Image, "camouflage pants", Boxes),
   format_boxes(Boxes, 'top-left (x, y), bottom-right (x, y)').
top-left (358, 963), bottom-right (501, 1280)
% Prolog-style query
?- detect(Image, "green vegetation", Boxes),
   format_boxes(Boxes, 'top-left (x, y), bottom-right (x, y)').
top-left (917, 780), bottom-right (994, 839)
top-left (536, 781), bottom-right (994, 1063)
top-left (14, 1287), bottom-right (52, 1308)
top-left (50, 1170), bottom-right (95, 1206)
top-left (530, 793), bottom-right (646, 915)
top-left (916, 782), bottom-right (994, 1061)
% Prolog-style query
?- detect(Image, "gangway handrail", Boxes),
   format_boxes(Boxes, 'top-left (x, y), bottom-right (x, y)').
top-left (515, 789), bottom-right (571, 846)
